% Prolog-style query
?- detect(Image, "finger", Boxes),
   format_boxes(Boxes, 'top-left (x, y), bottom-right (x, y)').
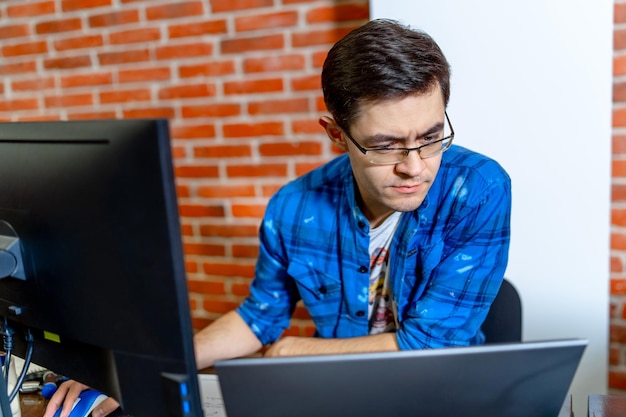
top-left (91, 397), bottom-right (121, 417)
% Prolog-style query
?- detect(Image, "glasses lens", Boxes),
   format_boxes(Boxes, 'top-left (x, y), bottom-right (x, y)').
top-left (419, 137), bottom-right (453, 158)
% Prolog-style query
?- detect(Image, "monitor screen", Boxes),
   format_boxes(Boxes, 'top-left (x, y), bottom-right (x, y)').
top-left (0, 119), bottom-right (202, 417)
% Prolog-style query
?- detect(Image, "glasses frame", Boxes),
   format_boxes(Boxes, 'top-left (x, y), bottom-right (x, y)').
top-left (343, 111), bottom-right (455, 165)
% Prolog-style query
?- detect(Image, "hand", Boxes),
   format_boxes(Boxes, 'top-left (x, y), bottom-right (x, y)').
top-left (42, 380), bottom-right (120, 417)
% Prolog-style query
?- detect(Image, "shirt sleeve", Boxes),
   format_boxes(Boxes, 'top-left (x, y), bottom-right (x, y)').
top-left (236, 195), bottom-right (299, 346)
top-left (395, 173), bottom-right (512, 350)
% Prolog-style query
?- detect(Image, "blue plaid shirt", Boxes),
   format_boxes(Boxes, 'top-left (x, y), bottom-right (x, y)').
top-left (237, 145), bottom-right (511, 350)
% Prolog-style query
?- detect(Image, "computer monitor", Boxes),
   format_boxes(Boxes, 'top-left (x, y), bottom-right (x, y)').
top-left (0, 119), bottom-right (202, 417)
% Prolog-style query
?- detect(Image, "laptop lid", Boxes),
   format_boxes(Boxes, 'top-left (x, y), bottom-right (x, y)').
top-left (214, 339), bottom-right (587, 417)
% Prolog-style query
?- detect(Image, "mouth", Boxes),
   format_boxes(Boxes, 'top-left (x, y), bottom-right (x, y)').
top-left (392, 183), bottom-right (424, 194)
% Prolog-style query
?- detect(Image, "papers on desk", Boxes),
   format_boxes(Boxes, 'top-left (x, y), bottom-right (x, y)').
top-left (198, 374), bottom-right (226, 417)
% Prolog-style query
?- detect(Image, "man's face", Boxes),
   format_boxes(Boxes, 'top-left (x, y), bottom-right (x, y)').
top-left (321, 88), bottom-right (447, 227)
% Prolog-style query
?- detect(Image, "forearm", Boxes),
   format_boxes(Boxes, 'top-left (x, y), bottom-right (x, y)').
top-left (264, 332), bottom-right (399, 357)
top-left (194, 310), bottom-right (263, 370)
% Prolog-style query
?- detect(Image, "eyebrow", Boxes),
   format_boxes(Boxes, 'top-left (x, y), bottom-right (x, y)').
top-left (362, 121), bottom-right (445, 147)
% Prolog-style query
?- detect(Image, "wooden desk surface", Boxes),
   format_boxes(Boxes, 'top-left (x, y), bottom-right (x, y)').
top-left (588, 394), bottom-right (626, 417)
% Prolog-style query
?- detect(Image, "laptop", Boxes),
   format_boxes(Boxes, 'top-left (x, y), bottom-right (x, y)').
top-left (214, 339), bottom-right (587, 417)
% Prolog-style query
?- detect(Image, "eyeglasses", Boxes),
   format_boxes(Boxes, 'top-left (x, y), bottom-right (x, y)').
top-left (343, 112), bottom-right (455, 165)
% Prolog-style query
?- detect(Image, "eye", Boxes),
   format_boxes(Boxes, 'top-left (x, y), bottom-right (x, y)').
top-left (422, 133), bottom-right (441, 143)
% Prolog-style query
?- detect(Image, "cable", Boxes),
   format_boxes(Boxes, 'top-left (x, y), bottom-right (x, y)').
top-left (9, 329), bottom-right (33, 403)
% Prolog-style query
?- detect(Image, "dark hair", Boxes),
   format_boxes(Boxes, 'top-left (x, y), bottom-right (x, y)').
top-left (322, 19), bottom-right (451, 132)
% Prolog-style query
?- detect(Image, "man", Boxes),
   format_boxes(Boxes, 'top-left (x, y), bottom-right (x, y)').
top-left (44, 18), bottom-right (511, 417)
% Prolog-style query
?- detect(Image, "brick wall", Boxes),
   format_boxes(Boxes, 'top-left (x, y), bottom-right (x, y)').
top-left (613, 0), bottom-right (626, 395)
top-left (0, 0), bottom-right (369, 336)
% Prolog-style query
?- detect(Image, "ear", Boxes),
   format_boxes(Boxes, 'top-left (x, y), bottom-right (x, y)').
top-left (319, 116), bottom-right (348, 151)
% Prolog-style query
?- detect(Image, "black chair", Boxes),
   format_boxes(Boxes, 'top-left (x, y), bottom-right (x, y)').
top-left (481, 278), bottom-right (522, 344)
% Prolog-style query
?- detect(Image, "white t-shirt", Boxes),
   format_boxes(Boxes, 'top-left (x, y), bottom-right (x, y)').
top-left (367, 211), bottom-right (402, 335)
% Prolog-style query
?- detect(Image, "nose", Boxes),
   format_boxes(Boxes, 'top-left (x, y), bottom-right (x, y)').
top-left (394, 149), bottom-right (426, 178)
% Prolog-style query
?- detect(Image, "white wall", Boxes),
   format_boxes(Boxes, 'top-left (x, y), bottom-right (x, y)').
top-left (371, 1), bottom-right (613, 415)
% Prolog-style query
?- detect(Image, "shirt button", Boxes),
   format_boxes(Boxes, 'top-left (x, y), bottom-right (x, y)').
top-left (356, 311), bottom-right (366, 317)
top-left (359, 266), bottom-right (368, 273)
top-left (319, 286), bottom-right (327, 294)
top-left (358, 221), bottom-right (366, 229)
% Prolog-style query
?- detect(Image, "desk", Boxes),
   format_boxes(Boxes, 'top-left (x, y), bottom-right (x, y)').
top-left (588, 394), bottom-right (626, 417)
top-left (17, 392), bottom-right (574, 417)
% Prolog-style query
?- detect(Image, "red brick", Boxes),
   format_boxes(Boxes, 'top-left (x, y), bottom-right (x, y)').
top-left (248, 98), bottom-right (309, 115)
top-left (612, 279), bottom-right (626, 295)
top-left (617, 3), bottom-right (626, 24)
top-left (182, 103), bottom-right (241, 118)
top-left (3, 41), bottom-right (48, 57)
top-left (614, 208), bottom-right (626, 227)
top-left (612, 256), bottom-right (624, 273)
top-left (158, 84), bottom-right (216, 100)
top-left (231, 204), bottom-right (267, 218)
top-left (146, 1), bottom-right (204, 20)
top-left (36, 18), bottom-right (82, 34)
top-left (67, 110), bottom-right (117, 120)
top-left (12, 77), bottom-right (55, 92)
top-left (187, 280), bottom-right (226, 295)
top-left (293, 118), bottom-right (323, 134)
top-left (197, 184), bottom-right (256, 198)
top-left (614, 135), bottom-right (626, 154)
top-left (155, 43), bottom-right (213, 60)
top-left (171, 124), bottom-right (216, 139)
top-left (614, 160), bottom-right (626, 177)
top-left (61, 72), bottom-right (112, 88)
top-left (54, 34), bottom-right (104, 51)
top-left (232, 245), bottom-right (259, 258)
top-left (201, 300), bottom-right (240, 314)
top-left (615, 81), bottom-right (626, 102)
top-left (88, 10), bottom-right (140, 27)
top-left (175, 165), bottom-right (220, 178)
top-left (61, 0), bottom-right (111, 11)
top-left (98, 49), bottom-right (150, 65)
top-left (199, 224), bottom-right (258, 237)
top-left (0, 61), bottom-right (37, 75)
top-left (615, 55), bottom-right (626, 76)
top-left (612, 232), bottom-right (626, 251)
top-left (110, 28), bottom-right (161, 44)
top-left (119, 67), bottom-right (171, 83)
top-left (221, 34), bottom-right (284, 54)
top-left (210, 0), bottom-right (272, 13)
top-left (306, 5), bottom-right (369, 23)
top-left (179, 204), bottom-right (225, 217)
top-left (223, 121), bottom-right (284, 137)
top-left (44, 55), bottom-right (92, 70)
top-left (226, 163), bottom-right (287, 177)
top-left (168, 19), bottom-right (227, 38)
top-left (617, 29), bottom-right (626, 51)
top-left (224, 78), bottom-right (283, 95)
top-left (0, 24), bottom-right (31, 39)
top-left (184, 243), bottom-right (226, 256)
top-left (179, 61), bottom-right (236, 78)
top-left (243, 54), bottom-right (305, 73)
top-left (613, 184), bottom-right (626, 202)
top-left (259, 141), bottom-right (322, 157)
top-left (235, 11), bottom-right (298, 32)
top-left (0, 99), bottom-right (39, 112)
top-left (614, 107), bottom-right (626, 127)
top-left (194, 145), bottom-right (252, 158)
top-left (99, 89), bottom-right (151, 104)
top-left (292, 27), bottom-right (354, 47)
top-left (201, 262), bottom-right (255, 278)
top-left (123, 107), bottom-right (175, 119)
top-left (7, 1), bottom-right (56, 17)
top-left (44, 93), bottom-right (93, 108)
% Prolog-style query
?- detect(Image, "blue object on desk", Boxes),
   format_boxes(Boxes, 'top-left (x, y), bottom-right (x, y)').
top-left (52, 389), bottom-right (108, 417)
